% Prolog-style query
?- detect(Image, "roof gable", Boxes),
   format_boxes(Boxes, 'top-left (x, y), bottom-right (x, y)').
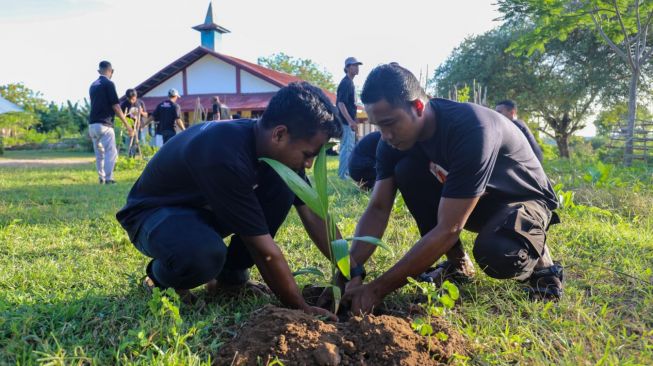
top-left (133, 47), bottom-right (335, 103)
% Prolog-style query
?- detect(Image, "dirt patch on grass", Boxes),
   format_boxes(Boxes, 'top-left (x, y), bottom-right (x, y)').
top-left (216, 305), bottom-right (466, 366)
top-left (0, 157), bottom-right (94, 167)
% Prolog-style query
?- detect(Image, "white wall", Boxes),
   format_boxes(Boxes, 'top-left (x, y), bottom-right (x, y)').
top-left (240, 70), bottom-right (279, 93)
top-left (143, 73), bottom-right (184, 97)
top-left (186, 55), bottom-right (237, 94)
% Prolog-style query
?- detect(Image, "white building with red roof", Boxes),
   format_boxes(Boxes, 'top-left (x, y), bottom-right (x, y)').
top-left (133, 2), bottom-right (336, 123)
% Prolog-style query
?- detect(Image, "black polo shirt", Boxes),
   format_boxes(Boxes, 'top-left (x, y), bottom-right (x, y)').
top-left (336, 76), bottom-right (356, 125)
top-left (116, 119), bottom-right (304, 241)
top-left (376, 98), bottom-right (558, 209)
top-left (511, 118), bottom-right (543, 162)
top-left (152, 100), bottom-right (181, 133)
top-left (89, 75), bottom-right (120, 126)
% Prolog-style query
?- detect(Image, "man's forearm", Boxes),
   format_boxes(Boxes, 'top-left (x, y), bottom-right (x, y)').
top-left (244, 236), bottom-right (307, 309)
top-left (350, 205), bottom-right (391, 267)
top-left (176, 119), bottom-right (185, 130)
top-left (337, 102), bottom-right (356, 125)
top-left (112, 104), bottom-right (131, 128)
top-left (371, 226), bottom-right (461, 297)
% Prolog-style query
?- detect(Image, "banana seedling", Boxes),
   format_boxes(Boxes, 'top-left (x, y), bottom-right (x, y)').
top-left (260, 144), bottom-right (390, 314)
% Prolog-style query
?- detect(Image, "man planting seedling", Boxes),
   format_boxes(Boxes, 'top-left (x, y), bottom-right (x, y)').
top-left (342, 64), bottom-right (563, 314)
top-left (117, 82), bottom-right (341, 319)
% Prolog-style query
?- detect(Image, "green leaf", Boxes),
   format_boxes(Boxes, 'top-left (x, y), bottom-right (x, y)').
top-left (314, 144), bottom-right (329, 217)
top-left (292, 267), bottom-right (325, 278)
top-left (345, 236), bottom-right (393, 254)
top-left (439, 294), bottom-right (455, 309)
top-left (419, 323), bottom-right (434, 337)
top-left (442, 280), bottom-right (460, 301)
top-left (331, 239), bottom-right (350, 280)
top-left (259, 158), bottom-right (325, 219)
top-left (435, 331), bottom-right (449, 341)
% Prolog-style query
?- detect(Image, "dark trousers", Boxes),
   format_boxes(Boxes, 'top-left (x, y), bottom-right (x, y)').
top-left (160, 129), bottom-right (176, 144)
top-left (395, 155), bottom-right (555, 280)
top-left (133, 165), bottom-right (295, 289)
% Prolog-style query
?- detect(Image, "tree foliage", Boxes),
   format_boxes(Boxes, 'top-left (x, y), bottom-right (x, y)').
top-left (497, 0), bottom-right (653, 164)
top-left (258, 53), bottom-right (336, 92)
top-left (433, 24), bottom-right (619, 157)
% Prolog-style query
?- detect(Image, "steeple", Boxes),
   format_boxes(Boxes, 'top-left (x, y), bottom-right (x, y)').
top-left (192, 2), bottom-right (230, 52)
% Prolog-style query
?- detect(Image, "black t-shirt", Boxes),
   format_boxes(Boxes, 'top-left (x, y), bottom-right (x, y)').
top-left (376, 98), bottom-right (558, 209)
top-left (349, 131), bottom-right (381, 172)
top-left (89, 76), bottom-right (120, 126)
top-left (116, 119), bottom-right (304, 241)
top-left (152, 100), bottom-right (181, 133)
top-left (511, 118), bottom-right (543, 162)
top-left (120, 99), bottom-right (147, 127)
top-left (336, 76), bottom-right (356, 125)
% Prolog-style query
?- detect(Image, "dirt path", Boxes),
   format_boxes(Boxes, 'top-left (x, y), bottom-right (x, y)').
top-left (0, 157), bottom-right (94, 167)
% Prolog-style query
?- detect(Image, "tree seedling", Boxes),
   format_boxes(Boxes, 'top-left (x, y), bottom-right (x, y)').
top-left (407, 278), bottom-right (459, 352)
top-left (261, 144), bottom-right (390, 314)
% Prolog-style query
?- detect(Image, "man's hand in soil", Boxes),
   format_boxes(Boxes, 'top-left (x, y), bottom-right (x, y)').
top-left (342, 283), bottom-right (382, 315)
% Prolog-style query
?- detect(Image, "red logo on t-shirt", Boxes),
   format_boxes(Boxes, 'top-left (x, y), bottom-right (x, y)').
top-left (429, 162), bottom-right (448, 184)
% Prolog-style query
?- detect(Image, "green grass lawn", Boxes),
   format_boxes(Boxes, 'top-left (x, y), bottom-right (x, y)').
top-left (0, 154), bottom-right (652, 365)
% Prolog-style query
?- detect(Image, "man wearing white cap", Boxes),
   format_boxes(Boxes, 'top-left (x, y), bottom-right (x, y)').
top-left (149, 88), bottom-right (186, 144)
top-left (337, 57), bottom-right (362, 179)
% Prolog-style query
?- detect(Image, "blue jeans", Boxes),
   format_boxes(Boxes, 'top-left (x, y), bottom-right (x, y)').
top-left (338, 124), bottom-right (355, 179)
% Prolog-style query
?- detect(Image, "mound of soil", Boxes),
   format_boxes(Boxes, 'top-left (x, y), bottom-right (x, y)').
top-left (216, 305), bottom-right (466, 366)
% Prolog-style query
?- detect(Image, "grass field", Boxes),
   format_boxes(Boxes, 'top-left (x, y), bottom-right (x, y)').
top-left (0, 151), bottom-right (652, 365)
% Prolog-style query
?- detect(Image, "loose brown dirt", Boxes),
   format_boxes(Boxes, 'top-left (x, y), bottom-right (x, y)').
top-left (216, 305), bottom-right (467, 366)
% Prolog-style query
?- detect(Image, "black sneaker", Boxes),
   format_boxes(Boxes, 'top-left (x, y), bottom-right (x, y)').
top-left (142, 261), bottom-right (197, 304)
top-left (98, 178), bottom-right (105, 184)
top-left (105, 179), bottom-right (117, 185)
top-left (418, 259), bottom-right (475, 287)
top-left (526, 262), bottom-right (564, 301)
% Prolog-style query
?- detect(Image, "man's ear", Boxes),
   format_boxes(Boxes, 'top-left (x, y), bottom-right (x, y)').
top-left (413, 99), bottom-right (425, 116)
top-left (271, 125), bottom-right (290, 144)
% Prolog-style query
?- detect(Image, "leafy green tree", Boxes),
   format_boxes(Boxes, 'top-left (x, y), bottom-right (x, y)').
top-left (0, 83), bottom-right (45, 153)
top-left (594, 102), bottom-right (653, 136)
top-left (258, 53), bottom-right (336, 92)
top-left (433, 24), bottom-right (618, 157)
top-left (497, 0), bottom-right (653, 165)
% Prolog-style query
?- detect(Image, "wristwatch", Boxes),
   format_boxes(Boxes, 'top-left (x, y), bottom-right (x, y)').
top-left (350, 264), bottom-right (367, 280)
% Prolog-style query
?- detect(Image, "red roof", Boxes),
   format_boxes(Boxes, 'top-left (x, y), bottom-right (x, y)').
top-left (130, 46), bottom-right (336, 111)
top-left (140, 92), bottom-right (276, 112)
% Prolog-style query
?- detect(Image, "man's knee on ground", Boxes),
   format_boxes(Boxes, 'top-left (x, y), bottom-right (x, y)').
top-left (472, 231), bottom-right (539, 280)
top-left (157, 241), bottom-right (227, 288)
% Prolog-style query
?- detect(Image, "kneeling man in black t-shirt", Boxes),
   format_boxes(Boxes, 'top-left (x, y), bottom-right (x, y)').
top-left (342, 64), bottom-right (564, 314)
top-left (117, 82), bottom-right (341, 319)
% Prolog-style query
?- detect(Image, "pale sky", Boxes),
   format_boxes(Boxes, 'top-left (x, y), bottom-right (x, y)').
top-left (0, 0), bottom-right (503, 103)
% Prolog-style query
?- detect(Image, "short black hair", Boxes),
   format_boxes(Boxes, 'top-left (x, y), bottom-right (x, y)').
top-left (496, 100), bottom-right (517, 110)
top-left (261, 82), bottom-right (342, 140)
top-left (99, 60), bottom-right (112, 71)
top-left (125, 88), bottom-right (137, 98)
top-left (361, 63), bottom-right (427, 108)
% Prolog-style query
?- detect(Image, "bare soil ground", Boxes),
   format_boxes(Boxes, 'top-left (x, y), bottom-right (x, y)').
top-left (216, 305), bottom-right (466, 366)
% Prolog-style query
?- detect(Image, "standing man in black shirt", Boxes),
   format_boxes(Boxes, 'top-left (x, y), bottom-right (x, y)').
top-left (342, 64), bottom-right (563, 313)
top-left (88, 60), bottom-right (134, 184)
top-left (117, 82), bottom-right (342, 318)
top-left (149, 88), bottom-right (185, 144)
top-left (496, 100), bottom-right (544, 162)
top-left (337, 57), bottom-right (362, 179)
